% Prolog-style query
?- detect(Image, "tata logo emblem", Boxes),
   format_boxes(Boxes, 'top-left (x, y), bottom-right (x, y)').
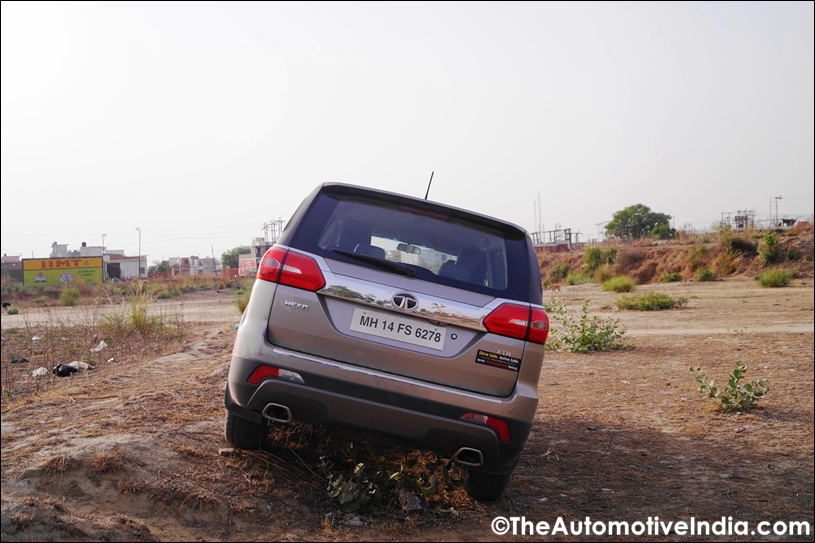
top-left (391, 293), bottom-right (418, 312)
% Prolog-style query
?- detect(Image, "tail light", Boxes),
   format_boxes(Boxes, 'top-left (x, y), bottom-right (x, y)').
top-left (483, 303), bottom-right (549, 345)
top-left (257, 246), bottom-right (326, 291)
top-left (460, 412), bottom-right (511, 442)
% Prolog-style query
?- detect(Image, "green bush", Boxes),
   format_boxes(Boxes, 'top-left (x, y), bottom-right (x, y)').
top-left (548, 262), bottom-right (570, 282)
top-left (546, 299), bottom-right (629, 353)
top-left (616, 291), bottom-right (688, 311)
top-left (6, 306), bottom-right (19, 315)
top-left (584, 247), bottom-right (617, 274)
top-left (758, 231), bottom-right (782, 265)
top-left (691, 360), bottom-right (769, 411)
top-left (565, 271), bottom-right (594, 285)
top-left (688, 245), bottom-right (707, 270)
top-left (59, 286), bottom-right (81, 306)
top-left (602, 276), bottom-right (636, 293)
top-left (695, 267), bottom-right (716, 282)
top-left (155, 287), bottom-right (183, 299)
top-left (593, 264), bottom-right (614, 284)
top-left (757, 269), bottom-right (795, 288)
top-left (658, 271), bottom-right (683, 283)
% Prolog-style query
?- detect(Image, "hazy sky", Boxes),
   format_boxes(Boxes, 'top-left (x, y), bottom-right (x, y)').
top-left (2, 1), bottom-right (813, 263)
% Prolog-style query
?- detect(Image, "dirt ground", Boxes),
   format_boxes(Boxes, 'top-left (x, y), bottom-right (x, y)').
top-left (1, 278), bottom-right (813, 542)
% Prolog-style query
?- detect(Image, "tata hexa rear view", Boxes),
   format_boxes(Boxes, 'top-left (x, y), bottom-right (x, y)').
top-left (224, 183), bottom-right (548, 501)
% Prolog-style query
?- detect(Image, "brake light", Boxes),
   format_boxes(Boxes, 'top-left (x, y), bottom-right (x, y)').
top-left (257, 247), bottom-right (326, 291)
top-left (257, 247), bottom-right (287, 282)
top-left (460, 412), bottom-right (511, 442)
top-left (483, 303), bottom-right (549, 345)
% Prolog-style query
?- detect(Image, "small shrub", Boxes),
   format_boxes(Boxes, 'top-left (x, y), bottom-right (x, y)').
top-left (757, 269), bottom-right (795, 288)
top-left (583, 247), bottom-right (617, 274)
top-left (658, 271), bottom-right (683, 283)
top-left (691, 360), bottom-right (769, 411)
top-left (688, 245), bottom-right (707, 270)
top-left (565, 271), bottom-right (593, 286)
top-left (729, 236), bottom-right (757, 256)
top-left (59, 287), bottom-right (81, 307)
top-left (758, 231), bottom-right (782, 265)
top-left (695, 267), bottom-right (716, 282)
top-left (546, 299), bottom-right (629, 353)
top-left (128, 293), bottom-right (161, 335)
top-left (593, 264), bottom-right (614, 284)
top-left (786, 247), bottom-right (800, 261)
top-left (155, 287), bottom-right (182, 299)
top-left (616, 291), bottom-right (688, 310)
top-left (235, 289), bottom-right (251, 314)
top-left (5, 306), bottom-right (19, 315)
top-left (602, 276), bottom-right (636, 293)
top-left (548, 262), bottom-right (570, 282)
top-left (32, 295), bottom-right (48, 305)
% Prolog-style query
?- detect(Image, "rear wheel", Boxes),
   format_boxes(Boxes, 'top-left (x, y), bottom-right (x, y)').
top-left (464, 470), bottom-right (512, 501)
top-left (225, 411), bottom-right (266, 450)
top-left (465, 458), bottom-right (518, 501)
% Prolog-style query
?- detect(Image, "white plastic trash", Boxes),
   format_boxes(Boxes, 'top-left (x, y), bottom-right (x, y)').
top-left (90, 340), bottom-right (108, 352)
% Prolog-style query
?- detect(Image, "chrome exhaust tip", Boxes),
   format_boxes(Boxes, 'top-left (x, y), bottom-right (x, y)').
top-left (453, 447), bottom-right (484, 467)
top-left (262, 403), bottom-right (293, 423)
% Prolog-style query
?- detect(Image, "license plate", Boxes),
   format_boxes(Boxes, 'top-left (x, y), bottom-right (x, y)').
top-left (350, 307), bottom-right (446, 351)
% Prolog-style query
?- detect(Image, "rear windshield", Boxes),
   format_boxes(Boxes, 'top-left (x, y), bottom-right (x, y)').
top-left (291, 190), bottom-right (533, 302)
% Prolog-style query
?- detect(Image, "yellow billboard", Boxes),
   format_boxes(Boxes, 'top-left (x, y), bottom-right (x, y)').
top-left (23, 257), bottom-right (104, 286)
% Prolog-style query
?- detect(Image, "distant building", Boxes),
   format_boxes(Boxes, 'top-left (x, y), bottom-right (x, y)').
top-left (168, 256), bottom-right (218, 276)
top-left (1, 254), bottom-right (23, 282)
top-left (16, 241), bottom-right (146, 286)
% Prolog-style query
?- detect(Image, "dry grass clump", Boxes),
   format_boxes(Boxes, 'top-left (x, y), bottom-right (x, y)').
top-left (9, 510), bottom-right (34, 529)
top-left (91, 451), bottom-right (123, 473)
top-left (117, 477), bottom-right (148, 495)
top-left (42, 454), bottom-right (71, 474)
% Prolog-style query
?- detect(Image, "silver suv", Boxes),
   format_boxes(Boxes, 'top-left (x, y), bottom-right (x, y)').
top-left (224, 183), bottom-right (549, 501)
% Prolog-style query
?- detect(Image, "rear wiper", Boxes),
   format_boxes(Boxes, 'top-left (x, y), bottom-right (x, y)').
top-left (333, 249), bottom-right (416, 277)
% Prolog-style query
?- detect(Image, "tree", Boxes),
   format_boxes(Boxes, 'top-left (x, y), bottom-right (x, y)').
top-left (221, 246), bottom-right (251, 269)
top-left (148, 260), bottom-right (171, 274)
top-left (605, 204), bottom-right (674, 240)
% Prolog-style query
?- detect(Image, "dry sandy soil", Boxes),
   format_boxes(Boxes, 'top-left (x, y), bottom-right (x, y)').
top-left (1, 279), bottom-right (813, 542)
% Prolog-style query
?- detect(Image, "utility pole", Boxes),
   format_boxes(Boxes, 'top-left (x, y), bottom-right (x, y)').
top-left (136, 227), bottom-right (141, 278)
top-left (102, 234), bottom-right (107, 282)
top-left (773, 196), bottom-right (783, 226)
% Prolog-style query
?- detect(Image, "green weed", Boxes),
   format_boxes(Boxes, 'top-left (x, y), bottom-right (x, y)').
top-left (616, 291), bottom-right (688, 310)
top-left (546, 299), bottom-right (630, 353)
top-left (691, 361), bottom-right (769, 411)
top-left (602, 276), bottom-right (636, 293)
top-left (757, 269), bottom-right (795, 288)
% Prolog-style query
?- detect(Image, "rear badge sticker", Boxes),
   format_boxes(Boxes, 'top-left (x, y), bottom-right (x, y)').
top-left (475, 350), bottom-right (521, 372)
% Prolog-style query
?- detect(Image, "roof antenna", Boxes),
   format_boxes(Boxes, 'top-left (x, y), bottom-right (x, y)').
top-left (424, 171), bottom-right (434, 200)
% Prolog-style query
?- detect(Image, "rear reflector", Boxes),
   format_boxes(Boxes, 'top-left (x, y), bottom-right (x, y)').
top-left (483, 303), bottom-right (549, 345)
top-left (257, 246), bottom-right (326, 292)
top-left (247, 365), bottom-right (304, 385)
top-left (460, 412), bottom-right (511, 442)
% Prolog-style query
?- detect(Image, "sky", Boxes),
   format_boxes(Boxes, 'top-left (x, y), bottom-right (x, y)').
top-left (2, 1), bottom-right (813, 264)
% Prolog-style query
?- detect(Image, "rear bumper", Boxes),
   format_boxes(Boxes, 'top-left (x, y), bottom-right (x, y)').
top-left (226, 349), bottom-right (535, 472)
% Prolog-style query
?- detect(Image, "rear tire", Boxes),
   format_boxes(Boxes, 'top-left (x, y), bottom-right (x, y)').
top-left (464, 469), bottom-right (513, 501)
top-left (225, 411), bottom-right (266, 450)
